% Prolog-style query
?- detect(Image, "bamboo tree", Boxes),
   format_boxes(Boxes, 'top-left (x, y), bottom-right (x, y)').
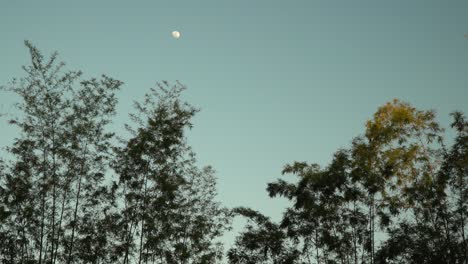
top-left (113, 82), bottom-right (231, 264)
top-left (440, 112), bottom-right (467, 262)
top-left (0, 41), bottom-right (121, 264)
top-left (228, 207), bottom-right (300, 264)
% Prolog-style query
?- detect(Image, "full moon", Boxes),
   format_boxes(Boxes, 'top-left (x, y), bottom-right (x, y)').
top-left (172, 31), bottom-right (181, 39)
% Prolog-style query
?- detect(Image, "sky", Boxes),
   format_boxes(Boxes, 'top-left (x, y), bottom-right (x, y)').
top-left (1, 0), bottom-right (467, 251)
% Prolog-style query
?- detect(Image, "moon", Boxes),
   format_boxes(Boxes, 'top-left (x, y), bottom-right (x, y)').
top-left (172, 31), bottom-right (181, 39)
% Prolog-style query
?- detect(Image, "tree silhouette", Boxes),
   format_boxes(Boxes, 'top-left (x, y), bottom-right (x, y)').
top-left (227, 207), bottom-right (300, 264)
top-left (0, 42), bottom-right (230, 264)
top-left (112, 82), bottom-right (231, 264)
top-left (0, 41), bottom-right (121, 264)
top-left (230, 100), bottom-right (467, 264)
top-left (376, 112), bottom-right (467, 263)
top-left (0, 42), bottom-right (466, 264)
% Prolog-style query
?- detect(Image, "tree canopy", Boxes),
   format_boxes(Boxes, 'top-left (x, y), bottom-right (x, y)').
top-left (0, 42), bottom-right (466, 264)
top-left (229, 101), bottom-right (467, 264)
top-left (0, 42), bottom-right (230, 264)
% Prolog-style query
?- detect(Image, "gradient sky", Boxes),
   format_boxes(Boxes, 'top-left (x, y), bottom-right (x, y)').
top-left (1, 0), bottom-right (467, 251)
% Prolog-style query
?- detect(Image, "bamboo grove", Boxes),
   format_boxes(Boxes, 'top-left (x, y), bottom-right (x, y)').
top-left (0, 43), bottom-right (466, 264)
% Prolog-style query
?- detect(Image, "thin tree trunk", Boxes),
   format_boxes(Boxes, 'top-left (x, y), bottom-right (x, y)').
top-left (53, 155), bottom-right (77, 264)
top-left (50, 182), bottom-right (57, 263)
top-left (20, 224), bottom-right (25, 264)
top-left (369, 194), bottom-right (375, 264)
top-left (53, 183), bottom-right (70, 264)
top-left (138, 171), bottom-right (149, 264)
top-left (138, 221), bottom-right (145, 264)
top-left (459, 175), bottom-right (467, 262)
top-left (39, 180), bottom-right (46, 264)
top-left (66, 166), bottom-right (84, 264)
top-left (352, 200), bottom-right (358, 264)
top-left (122, 184), bottom-right (130, 264)
top-left (361, 243), bottom-right (366, 264)
top-left (124, 218), bottom-right (137, 264)
top-left (353, 229), bottom-right (358, 264)
top-left (145, 244), bottom-right (150, 264)
top-left (50, 127), bottom-right (58, 264)
top-left (66, 141), bottom-right (88, 264)
top-left (38, 146), bottom-right (48, 264)
top-left (315, 229), bottom-right (320, 264)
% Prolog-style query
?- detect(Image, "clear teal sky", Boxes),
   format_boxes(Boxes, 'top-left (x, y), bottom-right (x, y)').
top-left (1, 0), bottom-right (467, 251)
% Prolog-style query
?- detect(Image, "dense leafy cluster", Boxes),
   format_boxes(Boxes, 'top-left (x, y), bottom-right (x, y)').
top-left (0, 43), bottom-right (466, 264)
top-left (229, 100), bottom-right (467, 264)
top-left (0, 42), bottom-right (230, 264)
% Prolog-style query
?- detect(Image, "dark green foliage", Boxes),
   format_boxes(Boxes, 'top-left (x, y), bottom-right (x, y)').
top-left (0, 41), bottom-right (121, 264)
top-left (375, 112), bottom-right (467, 264)
top-left (0, 43), bottom-right (230, 264)
top-left (229, 151), bottom-right (369, 264)
top-left (1, 43), bottom-right (467, 264)
top-left (227, 207), bottom-right (300, 264)
top-left (112, 82), bottom-right (231, 264)
top-left (270, 151), bottom-right (368, 264)
top-left (229, 101), bottom-right (467, 264)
